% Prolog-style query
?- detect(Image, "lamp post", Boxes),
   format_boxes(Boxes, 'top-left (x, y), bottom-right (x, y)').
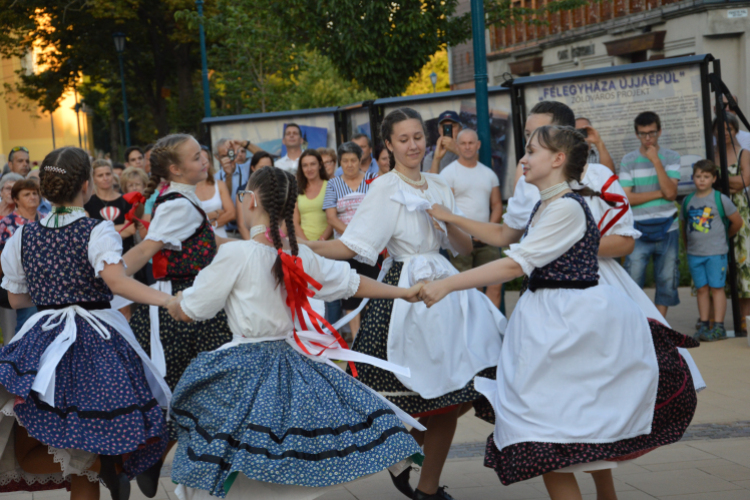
top-left (470, 0), bottom-right (491, 167)
top-left (430, 71), bottom-right (438, 93)
top-left (196, 0), bottom-right (211, 118)
top-left (113, 32), bottom-right (131, 148)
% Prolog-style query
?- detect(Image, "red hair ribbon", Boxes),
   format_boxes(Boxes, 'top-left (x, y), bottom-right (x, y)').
top-left (277, 249), bottom-right (358, 377)
top-left (598, 175), bottom-right (629, 236)
top-left (118, 191), bottom-right (150, 234)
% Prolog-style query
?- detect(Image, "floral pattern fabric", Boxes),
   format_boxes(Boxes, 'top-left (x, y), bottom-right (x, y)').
top-left (0, 212), bottom-right (40, 254)
top-left (727, 152), bottom-right (750, 298)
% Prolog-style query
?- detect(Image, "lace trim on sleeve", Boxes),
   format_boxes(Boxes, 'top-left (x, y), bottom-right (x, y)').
top-left (342, 270), bottom-right (361, 300)
top-left (1, 276), bottom-right (27, 294)
top-left (144, 234), bottom-right (183, 251)
top-left (340, 238), bottom-right (378, 266)
top-left (93, 253), bottom-right (124, 277)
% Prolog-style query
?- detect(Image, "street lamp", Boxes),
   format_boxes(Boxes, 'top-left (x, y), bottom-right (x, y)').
top-left (430, 71), bottom-right (438, 93)
top-left (113, 32), bottom-right (131, 147)
top-left (196, 0), bottom-right (211, 118)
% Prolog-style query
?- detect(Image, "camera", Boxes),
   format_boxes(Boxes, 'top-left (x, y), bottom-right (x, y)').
top-left (576, 127), bottom-right (589, 138)
top-left (227, 149), bottom-right (235, 161)
top-left (442, 123), bottom-right (453, 138)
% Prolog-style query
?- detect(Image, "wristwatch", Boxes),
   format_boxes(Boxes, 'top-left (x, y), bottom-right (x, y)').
top-left (243, 140), bottom-right (251, 149)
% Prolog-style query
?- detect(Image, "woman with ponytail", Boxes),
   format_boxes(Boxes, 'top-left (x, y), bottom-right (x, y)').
top-left (421, 126), bottom-right (698, 500)
top-left (121, 134), bottom-right (233, 497)
top-left (165, 167), bottom-right (425, 500)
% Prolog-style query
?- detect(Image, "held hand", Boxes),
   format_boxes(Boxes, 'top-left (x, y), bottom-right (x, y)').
top-left (166, 292), bottom-right (184, 321)
top-left (419, 280), bottom-right (451, 308)
top-left (426, 203), bottom-right (454, 223)
top-left (401, 282), bottom-right (425, 303)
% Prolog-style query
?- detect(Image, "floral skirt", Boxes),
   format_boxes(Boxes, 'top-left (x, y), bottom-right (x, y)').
top-left (170, 341), bottom-right (422, 498)
top-left (484, 320), bottom-right (698, 484)
top-left (348, 262), bottom-right (495, 419)
top-left (0, 314), bottom-right (167, 491)
top-left (130, 278), bottom-right (233, 440)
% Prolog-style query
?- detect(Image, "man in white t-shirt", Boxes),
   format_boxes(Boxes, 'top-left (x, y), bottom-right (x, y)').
top-left (275, 123), bottom-right (303, 174)
top-left (440, 128), bottom-right (503, 307)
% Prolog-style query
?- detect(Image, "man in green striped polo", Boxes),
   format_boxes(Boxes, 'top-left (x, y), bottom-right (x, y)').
top-left (620, 111), bottom-right (681, 317)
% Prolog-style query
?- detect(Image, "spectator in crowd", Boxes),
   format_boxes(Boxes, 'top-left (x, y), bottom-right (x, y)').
top-left (6, 146), bottom-right (30, 176)
top-left (143, 143), bottom-right (154, 173)
top-left (112, 162), bottom-right (126, 178)
top-left (681, 159), bottom-right (743, 341)
top-left (620, 111), bottom-right (681, 317)
top-left (250, 151), bottom-right (274, 173)
top-left (317, 147), bottom-right (338, 178)
top-left (120, 166), bottom-right (149, 195)
top-left (197, 145), bottom-right (236, 239)
top-left (423, 110), bottom-right (462, 173)
top-left (712, 112), bottom-right (750, 333)
top-left (0, 174), bottom-right (24, 218)
top-left (84, 159), bottom-right (136, 253)
top-left (374, 143), bottom-right (391, 176)
top-left (0, 179), bottom-right (44, 336)
top-left (322, 141), bottom-right (379, 338)
top-left (275, 123), bottom-right (304, 174)
top-left (294, 149), bottom-right (331, 241)
top-left (25, 169), bottom-right (51, 215)
top-left (716, 94), bottom-right (750, 151)
top-left (125, 146), bottom-right (145, 171)
top-left (575, 116), bottom-right (615, 173)
top-left (334, 134), bottom-right (378, 177)
top-left (214, 138), bottom-right (262, 208)
top-left (440, 128), bottom-right (503, 308)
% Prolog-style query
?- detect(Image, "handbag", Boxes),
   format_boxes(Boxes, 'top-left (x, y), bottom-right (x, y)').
top-left (634, 216), bottom-right (676, 243)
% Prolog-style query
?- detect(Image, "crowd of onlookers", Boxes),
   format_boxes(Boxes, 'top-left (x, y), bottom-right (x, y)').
top-left (2, 95), bottom-right (749, 341)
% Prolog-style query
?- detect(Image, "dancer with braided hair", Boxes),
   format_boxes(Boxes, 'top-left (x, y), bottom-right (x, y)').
top-left (164, 167), bottom-right (424, 500)
top-left (122, 134), bottom-right (233, 497)
top-left (0, 147), bottom-right (172, 500)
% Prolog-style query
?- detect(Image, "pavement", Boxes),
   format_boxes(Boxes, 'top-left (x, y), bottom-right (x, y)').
top-left (2, 287), bottom-right (748, 500)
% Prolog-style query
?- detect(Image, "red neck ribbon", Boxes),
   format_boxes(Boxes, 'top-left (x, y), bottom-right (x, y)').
top-left (118, 191), bottom-right (150, 234)
top-left (277, 249), bottom-right (358, 377)
top-left (598, 175), bottom-right (629, 236)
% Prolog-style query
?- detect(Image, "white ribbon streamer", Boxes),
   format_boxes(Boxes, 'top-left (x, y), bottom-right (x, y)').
top-left (11, 306), bottom-right (171, 408)
top-left (149, 281), bottom-right (172, 378)
top-left (390, 190), bottom-right (447, 233)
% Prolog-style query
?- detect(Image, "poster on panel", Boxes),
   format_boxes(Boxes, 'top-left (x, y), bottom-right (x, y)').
top-left (523, 65), bottom-right (705, 193)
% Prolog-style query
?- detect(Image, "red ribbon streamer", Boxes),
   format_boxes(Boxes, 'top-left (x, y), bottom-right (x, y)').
top-left (598, 175), bottom-right (629, 236)
top-left (118, 191), bottom-right (150, 234)
top-left (277, 249), bottom-right (358, 377)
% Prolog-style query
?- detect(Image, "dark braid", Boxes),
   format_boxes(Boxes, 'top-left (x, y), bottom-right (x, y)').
top-left (282, 171), bottom-right (299, 258)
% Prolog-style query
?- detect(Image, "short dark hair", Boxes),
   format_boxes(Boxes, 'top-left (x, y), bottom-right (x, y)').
top-left (351, 133), bottom-right (371, 148)
top-left (338, 141), bottom-right (363, 161)
top-left (285, 123), bottom-right (302, 135)
top-left (112, 162), bottom-right (126, 173)
top-left (693, 159), bottom-right (718, 177)
top-left (529, 101), bottom-right (575, 128)
top-left (125, 146), bottom-right (144, 162)
top-left (634, 111), bottom-right (661, 132)
top-left (250, 151), bottom-right (274, 172)
top-left (143, 143), bottom-right (155, 153)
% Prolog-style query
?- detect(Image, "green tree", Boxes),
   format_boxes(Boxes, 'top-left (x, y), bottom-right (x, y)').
top-left (403, 48), bottom-right (450, 96)
top-left (277, 0), bottom-right (470, 98)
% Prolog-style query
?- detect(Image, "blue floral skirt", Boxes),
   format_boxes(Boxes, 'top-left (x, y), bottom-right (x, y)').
top-left (170, 341), bottom-right (422, 498)
top-left (0, 314), bottom-right (167, 481)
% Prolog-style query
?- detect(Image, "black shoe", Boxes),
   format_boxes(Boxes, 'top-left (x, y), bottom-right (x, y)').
top-left (136, 459), bottom-right (163, 498)
top-left (99, 456), bottom-right (130, 500)
top-left (413, 486), bottom-right (455, 500)
top-left (389, 466), bottom-right (414, 498)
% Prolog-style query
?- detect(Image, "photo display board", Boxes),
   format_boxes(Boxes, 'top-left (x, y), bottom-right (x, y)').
top-left (516, 56), bottom-right (712, 194)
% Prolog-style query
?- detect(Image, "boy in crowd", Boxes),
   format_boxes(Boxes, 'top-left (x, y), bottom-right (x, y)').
top-left (681, 159), bottom-right (743, 341)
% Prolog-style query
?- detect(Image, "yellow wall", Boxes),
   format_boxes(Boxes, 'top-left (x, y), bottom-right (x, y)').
top-left (0, 55), bottom-right (93, 167)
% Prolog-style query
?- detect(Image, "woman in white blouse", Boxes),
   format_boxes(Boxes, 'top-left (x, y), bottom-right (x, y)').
top-left (304, 108), bottom-right (506, 500)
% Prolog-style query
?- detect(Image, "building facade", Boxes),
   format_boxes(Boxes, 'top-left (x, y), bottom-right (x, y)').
top-left (450, 0), bottom-right (750, 116)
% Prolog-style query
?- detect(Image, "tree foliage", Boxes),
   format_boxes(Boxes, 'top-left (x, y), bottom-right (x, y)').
top-left (485, 0), bottom-right (592, 30)
top-left (403, 48), bottom-right (450, 96)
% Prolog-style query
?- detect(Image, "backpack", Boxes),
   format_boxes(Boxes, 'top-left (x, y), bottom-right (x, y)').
top-left (682, 190), bottom-right (730, 241)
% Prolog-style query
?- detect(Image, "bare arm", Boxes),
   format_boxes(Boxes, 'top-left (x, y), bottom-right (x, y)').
top-left (728, 211), bottom-right (744, 238)
top-left (215, 181), bottom-right (237, 227)
top-left (354, 276), bottom-right (422, 301)
top-left (319, 225), bottom-right (333, 241)
top-left (489, 186), bottom-right (503, 224)
top-left (293, 203), bottom-right (308, 241)
top-left (8, 292), bottom-right (33, 309)
top-left (122, 239), bottom-right (164, 276)
top-left (303, 239), bottom-right (357, 260)
top-left (420, 257), bottom-right (524, 307)
top-left (622, 186), bottom-right (671, 207)
top-left (100, 262), bottom-right (173, 306)
top-left (427, 203), bottom-right (524, 248)
top-left (652, 158), bottom-right (678, 201)
top-left (598, 235), bottom-right (635, 258)
top-left (115, 222), bottom-right (137, 238)
top-left (595, 141), bottom-right (615, 173)
top-left (728, 152), bottom-right (750, 194)
top-left (445, 222), bottom-right (472, 256)
top-left (325, 208), bottom-right (348, 235)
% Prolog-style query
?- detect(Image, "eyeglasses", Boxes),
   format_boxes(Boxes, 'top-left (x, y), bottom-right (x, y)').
top-left (237, 190), bottom-right (257, 207)
top-left (637, 131), bottom-right (659, 139)
top-left (323, 160), bottom-right (336, 166)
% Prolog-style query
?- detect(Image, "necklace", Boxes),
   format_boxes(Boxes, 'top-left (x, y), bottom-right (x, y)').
top-left (250, 225), bottom-right (267, 240)
top-left (393, 169), bottom-right (427, 187)
top-left (540, 182), bottom-right (570, 201)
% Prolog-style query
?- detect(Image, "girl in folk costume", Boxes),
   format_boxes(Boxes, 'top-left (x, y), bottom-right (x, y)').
top-left (165, 167), bottom-right (424, 500)
top-left (0, 147), bottom-right (172, 500)
top-left (303, 108), bottom-right (506, 500)
top-left (123, 134), bottom-right (233, 495)
top-left (420, 126), bottom-right (698, 500)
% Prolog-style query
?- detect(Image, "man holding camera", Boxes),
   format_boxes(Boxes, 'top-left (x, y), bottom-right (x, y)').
top-left (423, 110), bottom-right (462, 174)
top-left (575, 117), bottom-right (615, 173)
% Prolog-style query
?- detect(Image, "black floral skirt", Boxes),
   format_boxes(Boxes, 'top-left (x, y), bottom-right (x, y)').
top-left (484, 319), bottom-right (698, 484)
top-left (130, 278), bottom-right (233, 439)
top-left (348, 262), bottom-right (495, 420)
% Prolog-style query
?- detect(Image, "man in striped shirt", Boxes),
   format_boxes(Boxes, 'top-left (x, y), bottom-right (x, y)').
top-left (620, 111), bottom-right (681, 317)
